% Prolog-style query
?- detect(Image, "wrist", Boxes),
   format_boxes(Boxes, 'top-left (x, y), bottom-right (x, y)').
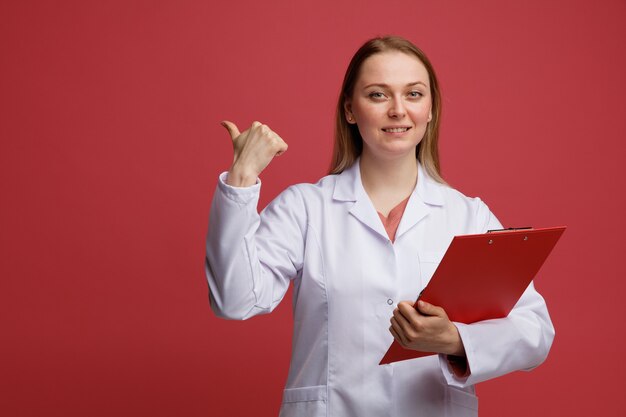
top-left (226, 166), bottom-right (258, 187)
top-left (447, 324), bottom-right (466, 357)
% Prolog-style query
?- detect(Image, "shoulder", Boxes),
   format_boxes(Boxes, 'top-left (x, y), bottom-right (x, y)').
top-left (263, 173), bottom-right (338, 214)
top-left (258, 174), bottom-right (339, 235)
top-left (424, 176), bottom-right (500, 233)
top-left (276, 173), bottom-right (338, 201)
top-left (441, 184), bottom-right (489, 214)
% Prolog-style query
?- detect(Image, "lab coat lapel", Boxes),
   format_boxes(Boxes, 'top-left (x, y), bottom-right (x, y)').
top-left (333, 160), bottom-right (390, 241)
top-left (348, 196), bottom-right (390, 241)
top-left (395, 194), bottom-right (430, 240)
top-left (396, 163), bottom-right (445, 240)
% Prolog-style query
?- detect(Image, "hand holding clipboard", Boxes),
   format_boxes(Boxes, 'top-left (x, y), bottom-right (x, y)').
top-left (380, 226), bottom-right (566, 365)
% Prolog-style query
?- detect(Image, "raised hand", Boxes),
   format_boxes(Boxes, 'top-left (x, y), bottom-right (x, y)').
top-left (221, 121), bottom-right (288, 187)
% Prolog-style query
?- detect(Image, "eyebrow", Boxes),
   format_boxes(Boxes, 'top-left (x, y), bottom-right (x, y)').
top-left (363, 81), bottom-right (428, 89)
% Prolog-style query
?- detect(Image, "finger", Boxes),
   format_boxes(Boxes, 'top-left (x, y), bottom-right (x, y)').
top-left (398, 301), bottom-right (421, 320)
top-left (389, 325), bottom-right (404, 346)
top-left (390, 316), bottom-right (402, 336)
top-left (263, 130), bottom-right (288, 156)
top-left (416, 300), bottom-right (447, 318)
top-left (221, 120), bottom-right (241, 140)
top-left (274, 139), bottom-right (288, 156)
top-left (389, 323), bottom-right (408, 347)
top-left (392, 307), bottom-right (416, 336)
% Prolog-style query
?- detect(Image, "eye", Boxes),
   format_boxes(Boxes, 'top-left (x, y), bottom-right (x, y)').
top-left (407, 91), bottom-right (424, 99)
top-left (368, 91), bottom-right (386, 100)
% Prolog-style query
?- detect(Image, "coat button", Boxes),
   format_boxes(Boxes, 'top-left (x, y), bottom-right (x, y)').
top-left (387, 299), bottom-right (394, 305)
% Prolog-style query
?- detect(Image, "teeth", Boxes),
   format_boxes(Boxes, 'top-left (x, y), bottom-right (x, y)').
top-left (384, 127), bottom-right (409, 133)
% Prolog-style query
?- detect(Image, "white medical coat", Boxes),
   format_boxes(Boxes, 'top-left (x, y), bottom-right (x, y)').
top-left (205, 160), bottom-right (554, 417)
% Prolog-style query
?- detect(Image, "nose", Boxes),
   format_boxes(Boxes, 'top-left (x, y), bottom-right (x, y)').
top-left (388, 97), bottom-right (406, 118)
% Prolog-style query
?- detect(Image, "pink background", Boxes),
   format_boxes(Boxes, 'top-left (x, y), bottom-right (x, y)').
top-left (2, 0), bottom-right (625, 415)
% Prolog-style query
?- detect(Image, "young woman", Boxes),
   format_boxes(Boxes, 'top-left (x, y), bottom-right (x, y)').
top-left (205, 36), bottom-right (554, 417)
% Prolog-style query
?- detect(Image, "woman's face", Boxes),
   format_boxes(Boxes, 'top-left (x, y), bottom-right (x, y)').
top-left (345, 51), bottom-right (432, 161)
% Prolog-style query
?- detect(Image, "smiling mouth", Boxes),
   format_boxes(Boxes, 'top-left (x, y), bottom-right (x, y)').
top-left (382, 127), bottom-right (411, 133)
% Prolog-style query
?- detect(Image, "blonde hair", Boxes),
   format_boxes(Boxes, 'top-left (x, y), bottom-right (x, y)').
top-left (329, 36), bottom-right (445, 183)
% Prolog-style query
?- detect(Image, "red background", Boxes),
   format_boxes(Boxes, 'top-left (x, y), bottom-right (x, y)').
top-left (2, 1), bottom-right (625, 416)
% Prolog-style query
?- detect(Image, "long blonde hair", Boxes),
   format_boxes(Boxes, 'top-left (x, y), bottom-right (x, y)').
top-left (329, 36), bottom-right (445, 183)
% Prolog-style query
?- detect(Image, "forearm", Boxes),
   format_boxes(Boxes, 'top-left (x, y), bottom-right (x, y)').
top-left (205, 174), bottom-right (264, 319)
top-left (441, 283), bottom-right (554, 387)
top-left (205, 173), bottom-right (303, 321)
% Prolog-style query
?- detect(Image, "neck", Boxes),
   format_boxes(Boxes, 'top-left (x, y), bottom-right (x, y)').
top-left (359, 151), bottom-right (418, 216)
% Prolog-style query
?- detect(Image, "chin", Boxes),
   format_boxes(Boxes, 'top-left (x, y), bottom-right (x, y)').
top-left (369, 146), bottom-right (419, 161)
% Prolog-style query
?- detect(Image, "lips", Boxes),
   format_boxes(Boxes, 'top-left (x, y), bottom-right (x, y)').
top-left (382, 127), bottom-right (411, 133)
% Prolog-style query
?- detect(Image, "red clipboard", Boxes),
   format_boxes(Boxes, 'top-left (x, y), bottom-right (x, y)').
top-left (379, 226), bottom-right (566, 365)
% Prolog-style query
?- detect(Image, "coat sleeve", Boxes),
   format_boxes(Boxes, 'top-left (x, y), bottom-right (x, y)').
top-left (439, 202), bottom-right (556, 387)
top-left (204, 173), bottom-right (306, 320)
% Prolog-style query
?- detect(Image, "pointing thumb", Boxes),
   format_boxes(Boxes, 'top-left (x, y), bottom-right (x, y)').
top-left (220, 120), bottom-right (240, 140)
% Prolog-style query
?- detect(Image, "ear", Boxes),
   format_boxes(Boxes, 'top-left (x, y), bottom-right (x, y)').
top-left (344, 100), bottom-right (356, 124)
top-left (427, 108), bottom-right (432, 122)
